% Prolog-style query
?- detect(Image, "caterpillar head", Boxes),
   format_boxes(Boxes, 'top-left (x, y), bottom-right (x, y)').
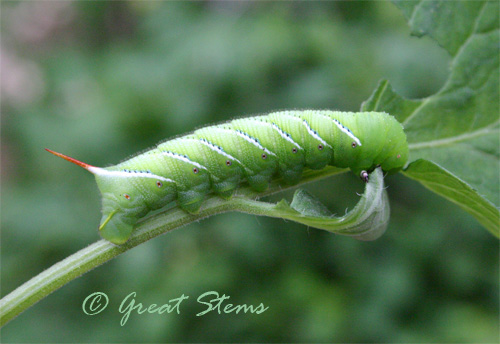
top-left (379, 120), bottom-right (409, 175)
top-left (349, 114), bottom-right (409, 176)
top-left (380, 147), bottom-right (409, 175)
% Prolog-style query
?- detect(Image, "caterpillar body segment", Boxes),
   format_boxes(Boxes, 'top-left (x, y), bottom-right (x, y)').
top-left (194, 126), bottom-right (278, 192)
top-left (47, 110), bottom-right (409, 244)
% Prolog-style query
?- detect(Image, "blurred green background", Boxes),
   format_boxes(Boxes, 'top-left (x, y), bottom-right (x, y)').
top-left (1, 1), bottom-right (498, 342)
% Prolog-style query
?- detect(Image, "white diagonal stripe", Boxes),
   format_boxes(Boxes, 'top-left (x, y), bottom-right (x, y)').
top-left (198, 138), bottom-right (244, 166)
top-left (322, 115), bottom-right (362, 146)
top-left (162, 151), bottom-right (207, 170)
top-left (234, 130), bottom-right (276, 157)
top-left (271, 123), bottom-right (303, 150)
top-left (301, 119), bottom-right (332, 149)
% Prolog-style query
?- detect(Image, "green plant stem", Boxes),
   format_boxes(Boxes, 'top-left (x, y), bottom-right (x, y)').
top-left (0, 167), bottom-right (346, 327)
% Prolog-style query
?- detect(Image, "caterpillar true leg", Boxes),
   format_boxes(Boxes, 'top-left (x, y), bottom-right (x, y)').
top-left (360, 170), bottom-right (369, 183)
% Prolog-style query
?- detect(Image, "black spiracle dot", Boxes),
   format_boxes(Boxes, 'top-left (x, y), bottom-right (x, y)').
top-left (351, 142), bottom-right (357, 148)
top-left (156, 181), bottom-right (163, 188)
top-left (318, 144), bottom-right (323, 150)
top-left (261, 153), bottom-right (267, 160)
top-left (193, 167), bottom-right (199, 174)
top-left (292, 147), bottom-right (298, 153)
top-left (124, 194), bottom-right (131, 200)
top-left (226, 160), bottom-right (232, 166)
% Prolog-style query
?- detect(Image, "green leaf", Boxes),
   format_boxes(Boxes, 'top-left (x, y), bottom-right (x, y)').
top-left (403, 159), bottom-right (499, 237)
top-left (362, 0), bottom-right (500, 234)
top-left (252, 168), bottom-right (390, 241)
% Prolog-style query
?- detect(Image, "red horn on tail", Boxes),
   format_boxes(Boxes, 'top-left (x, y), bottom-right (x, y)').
top-left (45, 148), bottom-right (95, 170)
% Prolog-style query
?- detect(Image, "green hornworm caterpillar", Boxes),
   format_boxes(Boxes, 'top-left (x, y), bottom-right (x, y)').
top-left (47, 110), bottom-right (408, 245)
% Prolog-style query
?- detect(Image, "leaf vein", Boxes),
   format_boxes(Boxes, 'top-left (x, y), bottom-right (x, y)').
top-left (402, 1), bottom-right (491, 127)
top-left (407, 1), bottom-right (423, 28)
top-left (451, 1), bottom-right (487, 59)
top-left (373, 80), bottom-right (388, 111)
top-left (401, 97), bottom-right (430, 126)
top-left (408, 120), bottom-right (500, 150)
